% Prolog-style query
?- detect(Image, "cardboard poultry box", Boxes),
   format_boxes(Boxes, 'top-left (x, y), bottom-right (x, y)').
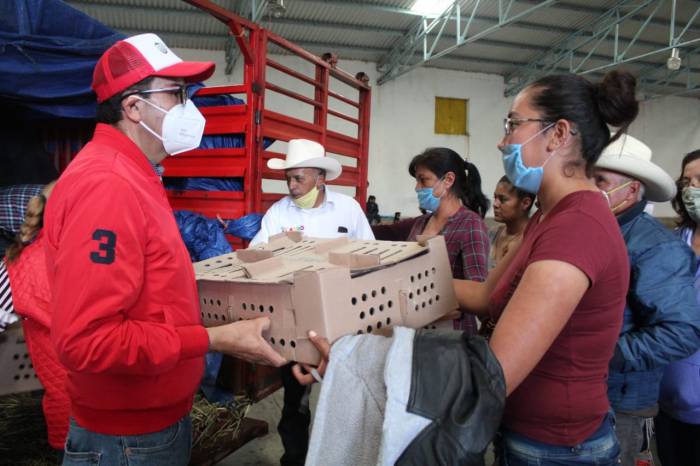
top-left (195, 232), bottom-right (458, 364)
top-left (0, 326), bottom-right (42, 396)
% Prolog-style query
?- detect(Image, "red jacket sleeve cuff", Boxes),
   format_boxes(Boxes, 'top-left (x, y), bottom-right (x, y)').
top-left (176, 325), bottom-right (210, 360)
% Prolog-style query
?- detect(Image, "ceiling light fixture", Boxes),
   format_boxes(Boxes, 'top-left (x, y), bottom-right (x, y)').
top-left (410, 0), bottom-right (455, 18)
top-left (268, 0), bottom-right (286, 18)
top-left (667, 47), bottom-right (681, 71)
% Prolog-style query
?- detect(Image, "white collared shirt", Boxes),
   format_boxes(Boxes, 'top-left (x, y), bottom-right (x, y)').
top-left (249, 187), bottom-right (375, 246)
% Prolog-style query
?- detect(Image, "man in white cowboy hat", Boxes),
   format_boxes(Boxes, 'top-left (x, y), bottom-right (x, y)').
top-left (249, 139), bottom-right (373, 466)
top-left (593, 134), bottom-right (700, 466)
top-left (43, 34), bottom-right (285, 465)
top-left (250, 139), bottom-right (374, 246)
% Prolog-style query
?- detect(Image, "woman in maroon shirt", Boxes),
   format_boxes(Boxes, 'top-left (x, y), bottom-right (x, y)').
top-left (454, 70), bottom-right (638, 465)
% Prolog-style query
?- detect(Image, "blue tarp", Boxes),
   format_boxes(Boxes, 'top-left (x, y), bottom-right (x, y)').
top-left (174, 210), bottom-right (233, 262)
top-left (0, 0), bottom-right (124, 119)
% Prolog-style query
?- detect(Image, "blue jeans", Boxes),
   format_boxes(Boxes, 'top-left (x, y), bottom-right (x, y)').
top-left (62, 416), bottom-right (191, 466)
top-left (497, 412), bottom-right (620, 465)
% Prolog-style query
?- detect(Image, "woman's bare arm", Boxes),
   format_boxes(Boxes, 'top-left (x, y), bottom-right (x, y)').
top-left (489, 259), bottom-right (589, 395)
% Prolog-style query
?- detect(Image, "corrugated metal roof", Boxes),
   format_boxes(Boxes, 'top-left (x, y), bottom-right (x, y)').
top-left (62, 0), bottom-right (700, 95)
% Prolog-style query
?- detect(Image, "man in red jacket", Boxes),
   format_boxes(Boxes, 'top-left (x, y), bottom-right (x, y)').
top-left (43, 33), bottom-right (285, 466)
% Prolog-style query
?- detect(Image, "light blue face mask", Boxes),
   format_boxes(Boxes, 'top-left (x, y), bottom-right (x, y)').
top-left (500, 123), bottom-right (556, 194)
top-left (416, 177), bottom-right (445, 212)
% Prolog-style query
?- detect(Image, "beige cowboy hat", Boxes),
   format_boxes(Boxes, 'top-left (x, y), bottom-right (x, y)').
top-left (596, 134), bottom-right (676, 202)
top-left (267, 139), bottom-right (342, 181)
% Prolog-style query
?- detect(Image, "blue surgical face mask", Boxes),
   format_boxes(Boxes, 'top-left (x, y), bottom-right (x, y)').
top-left (500, 124), bottom-right (556, 194)
top-left (416, 177), bottom-right (445, 212)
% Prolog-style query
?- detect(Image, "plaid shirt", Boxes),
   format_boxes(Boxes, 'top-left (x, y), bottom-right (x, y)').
top-left (408, 206), bottom-right (489, 334)
top-left (0, 185), bottom-right (44, 234)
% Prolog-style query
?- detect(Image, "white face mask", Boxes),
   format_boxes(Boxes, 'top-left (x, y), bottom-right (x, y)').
top-left (137, 97), bottom-right (205, 155)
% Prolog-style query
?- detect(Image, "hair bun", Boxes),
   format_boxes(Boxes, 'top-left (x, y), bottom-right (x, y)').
top-left (595, 70), bottom-right (639, 128)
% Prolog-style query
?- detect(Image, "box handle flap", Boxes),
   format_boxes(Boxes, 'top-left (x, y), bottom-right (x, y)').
top-left (313, 237), bottom-right (350, 254)
top-left (236, 249), bottom-right (274, 263)
top-left (269, 231), bottom-right (303, 243)
top-left (327, 252), bottom-right (380, 269)
top-left (242, 256), bottom-right (285, 279)
top-left (415, 234), bottom-right (436, 247)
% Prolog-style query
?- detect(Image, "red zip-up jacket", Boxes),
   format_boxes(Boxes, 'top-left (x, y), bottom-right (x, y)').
top-left (44, 124), bottom-right (210, 435)
top-left (6, 233), bottom-right (70, 449)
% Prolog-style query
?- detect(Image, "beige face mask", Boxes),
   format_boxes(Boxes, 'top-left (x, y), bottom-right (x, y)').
top-left (293, 186), bottom-right (320, 209)
top-left (601, 180), bottom-right (633, 213)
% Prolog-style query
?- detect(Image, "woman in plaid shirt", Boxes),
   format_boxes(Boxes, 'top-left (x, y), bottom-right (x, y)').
top-left (374, 147), bottom-right (490, 335)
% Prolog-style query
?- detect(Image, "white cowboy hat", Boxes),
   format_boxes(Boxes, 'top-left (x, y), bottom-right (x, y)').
top-left (596, 134), bottom-right (676, 202)
top-left (267, 139), bottom-right (342, 181)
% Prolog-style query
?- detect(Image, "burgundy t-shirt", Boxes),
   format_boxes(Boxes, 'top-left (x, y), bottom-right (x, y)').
top-left (489, 191), bottom-right (629, 445)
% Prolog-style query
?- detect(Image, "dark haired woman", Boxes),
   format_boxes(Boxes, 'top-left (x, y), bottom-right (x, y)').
top-left (454, 70), bottom-right (638, 465)
top-left (656, 149), bottom-right (700, 466)
top-left (488, 175), bottom-right (535, 270)
top-left (374, 147), bottom-right (490, 333)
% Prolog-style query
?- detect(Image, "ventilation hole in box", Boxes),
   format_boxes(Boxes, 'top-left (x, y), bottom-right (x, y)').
top-left (361, 293), bottom-right (367, 302)
top-left (377, 321), bottom-right (382, 329)
top-left (410, 275), bottom-right (415, 283)
top-left (210, 299), bottom-right (215, 305)
top-left (291, 341), bottom-right (296, 348)
top-left (23, 354), bottom-right (29, 359)
top-left (207, 313), bottom-right (212, 319)
top-left (430, 282), bottom-right (435, 289)
top-left (425, 269), bottom-right (429, 277)
top-left (12, 354), bottom-right (19, 360)
top-left (351, 297), bottom-right (357, 305)
top-left (360, 311), bottom-right (365, 319)
top-left (381, 286), bottom-right (386, 294)
top-left (29, 364), bottom-right (33, 369)
top-left (214, 314), bottom-right (219, 320)
top-left (423, 285), bottom-right (427, 292)
top-left (379, 304), bottom-right (384, 312)
top-left (13, 375), bottom-right (19, 381)
top-left (436, 295), bottom-right (440, 302)
top-left (202, 298), bottom-right (206, 305)
top-left (259, 305), bottom-right (264, 312)
top-left (422, 302), bottom-right (426, 308)
top-left (414, 305), bottom-right (419, 311)
top-left (388, 300), bottom-right (393, 308)
top-left (429, 298), bottom-right (433, 305)
top-left (200, 312), bottom-right (204, 318)
top-left (271, 337), bottom-right (276, 344)
top-left (386, 317), bottom-right (391, 325)
top-left (416, 289), bottom-right (421, 296)
top-left (417, 272), bottom-right (422, 280)
top-left (238, 317), bottom-right (243, 321)
top-left (280, 339), bottom-right (286, 347)
top-left (217, 299), bottom-right (222, 306)
top-left (269, 305), bottom-right (274, 313)
top-left (367, 325), bottom-right (373, 333)
top-left (19, 364), bottom-right (25, 370)
top-left (371, 290), bottom-right (377, 298)
top-left (409, 292), bottom-right (413, 299)
top-left (357, 330), bottom-right (363, 335)
top-left (369, 307), bottom-right (375, 316)
top-left (431, 267), bottom-right (436, 274)
top-left (222, 314), bottom-right (227, 322)
top-left (250, 303), bottom-right (255, 310)
top-left (24, 374), bottom-right (30, 379)
top-left (242, 303), bottom-right (247, 310)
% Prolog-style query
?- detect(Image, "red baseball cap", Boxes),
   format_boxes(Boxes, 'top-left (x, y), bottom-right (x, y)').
top-left (92, 33), bottom-right (215, 103)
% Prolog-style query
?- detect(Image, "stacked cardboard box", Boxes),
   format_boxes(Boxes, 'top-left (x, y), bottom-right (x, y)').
top-left (196, 232), bottom-right (457, 364)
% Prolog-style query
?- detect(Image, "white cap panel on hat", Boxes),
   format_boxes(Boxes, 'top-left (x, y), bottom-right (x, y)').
top-left (123, 33), bottom-right (182, 72)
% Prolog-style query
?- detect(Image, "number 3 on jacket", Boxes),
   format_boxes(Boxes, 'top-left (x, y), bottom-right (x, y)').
top-left (90, 229), bottom-right (117, 264)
